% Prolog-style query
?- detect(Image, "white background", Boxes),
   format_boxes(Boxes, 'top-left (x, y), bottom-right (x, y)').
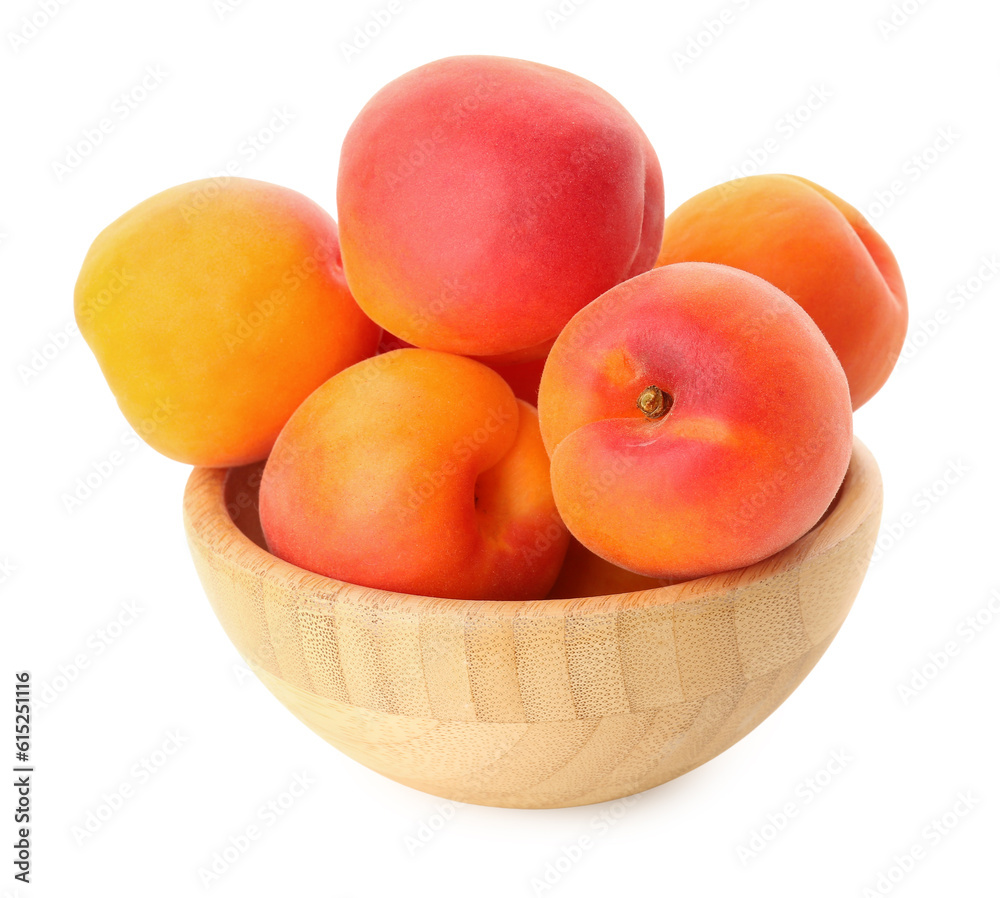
top-left (2, 0), bottom-right (998, 895)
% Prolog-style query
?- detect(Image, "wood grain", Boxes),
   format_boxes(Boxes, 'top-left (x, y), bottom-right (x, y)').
top-left (184, 437), bottom-right (882, 808)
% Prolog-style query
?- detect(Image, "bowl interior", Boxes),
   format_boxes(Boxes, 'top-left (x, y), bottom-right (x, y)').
top-left (213, 440), bottom-right (873, 608)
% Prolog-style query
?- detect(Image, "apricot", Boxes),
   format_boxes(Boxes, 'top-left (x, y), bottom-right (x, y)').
top-left (74, 178), bottom-right (381, 467)
top-left (655, 174), bottom-right (907, 408)
top-left (548, 538), bottom-right (676, 599)
top-left (537, 262), bottom-right (853, 581)
top-left (378, 330), bottom-right (546, 406)
top-left (259, 349), bottom-right (569, 600)
top-left (485, 355), bottom-right (546, 407)
top-left (337, 55), bottom-right (664, 359)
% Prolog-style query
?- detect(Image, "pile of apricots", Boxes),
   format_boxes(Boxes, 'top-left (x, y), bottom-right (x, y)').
top-left (75, 55), bottom-right (907, 601)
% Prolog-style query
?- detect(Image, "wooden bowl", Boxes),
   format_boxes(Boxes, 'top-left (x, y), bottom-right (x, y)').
top-left (183, 437), bottom-right (882, 809)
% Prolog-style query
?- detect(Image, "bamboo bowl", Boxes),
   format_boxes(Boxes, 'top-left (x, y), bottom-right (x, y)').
top-left (183, 436), bottom-right (881, 809)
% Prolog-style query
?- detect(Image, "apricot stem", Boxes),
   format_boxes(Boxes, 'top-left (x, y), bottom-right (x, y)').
top-left (637, 385), bottom-right (672, 419)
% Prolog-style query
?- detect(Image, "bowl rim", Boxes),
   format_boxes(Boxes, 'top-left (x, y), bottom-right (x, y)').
top-left (183, 435), bottom-right (881, 619)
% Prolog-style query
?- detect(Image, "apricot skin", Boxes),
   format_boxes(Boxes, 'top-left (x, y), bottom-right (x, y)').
top-left (548, 538), bottom-right (677, 599)
top-left (378, 330), bottom-right (546, 406)
top-left (537, 262), bottom-right (853, 582)
top-left (75, 178), bottom-right (381, 467)
top-left (259, 349), bottom-right (569, 601)
top-left (655, 174), bottom-right (907, 408)
top-left (337, 55), bottom-right (664, 359)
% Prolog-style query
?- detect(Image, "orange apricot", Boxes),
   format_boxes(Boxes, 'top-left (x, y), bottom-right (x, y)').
top-left (259, 349), bottom-right (568, 600)
top-left (656, 174), bottom-right (907, 408)
top-left (537, 262), bottom-right (853, 581)
top-left (548, 538), bottom-right (678, 599)
top-left (338, 55), bottom-right (664, 359)
top-left (75, 177), bottom-right (381, 466)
